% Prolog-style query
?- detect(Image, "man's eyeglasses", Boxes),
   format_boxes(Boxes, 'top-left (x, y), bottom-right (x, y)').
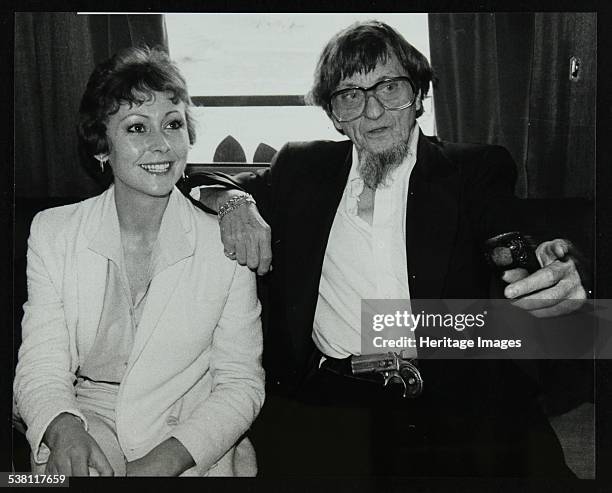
top-left (329, 76), bottom-right (417, 122)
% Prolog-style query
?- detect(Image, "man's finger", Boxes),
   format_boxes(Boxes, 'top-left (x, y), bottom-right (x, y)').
top-left (553, 241), bottom-right (569, 259)
top-left (509, 276), bottom-right (571, 305)
top-left (228, 217), bottom-right (247, 265)
top-left (511, 281), bottom-right (586, 316)
top-left (220, 220), bottom-right (237, 256)
top-left (529, 298), bottom-right (585, 318)
top-left (256, 226), bottom-right (273, 276)
top-left (245, 234), bottom-right (260, 270)
top-left (510, 295), bottom-right (561, 312)
top-left (504, 264), bottom-right (564, 299)
top-left (501, 268), bottom-right (529, 284)
top-left (257, 251), bottom-right (272, 276)
top-left (234, 230), bottom-right (248, 265)
top-left (89, 446), bottom-right (114, 477)
top-left (536, 239), bottom-right (570, 266)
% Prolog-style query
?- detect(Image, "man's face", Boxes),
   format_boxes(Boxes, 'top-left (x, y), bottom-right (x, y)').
top-left (332, 52), bottom-right (421, 157)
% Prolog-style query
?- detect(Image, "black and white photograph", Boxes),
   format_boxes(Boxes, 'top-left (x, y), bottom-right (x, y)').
top-left (6, 9), bottom-right (609, 490)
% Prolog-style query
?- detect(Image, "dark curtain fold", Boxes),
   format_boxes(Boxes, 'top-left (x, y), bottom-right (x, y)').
top-left (15, 13), bottom-right (167, 198)
top-left (87, 14), bottom-right (168, 65)
top-left (428, 13), bottom-right (595, 199)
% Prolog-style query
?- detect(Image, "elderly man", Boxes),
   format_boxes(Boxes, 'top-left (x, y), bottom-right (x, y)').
top-left (192, 20), bottom-right (585, 477)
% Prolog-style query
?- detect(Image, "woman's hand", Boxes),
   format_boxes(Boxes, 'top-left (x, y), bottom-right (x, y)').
top-left (43, 413), bottom-right (114, 476)
top-left (126, 437), bottom-right (195, 476)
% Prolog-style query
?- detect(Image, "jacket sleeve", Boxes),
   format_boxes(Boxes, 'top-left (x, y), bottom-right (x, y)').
top-left (169, 263), bottom-right (265, 472)
top-left (13, 212), bottom-right (88, 463)
top-left (186, 143), bottom-right (294, 223)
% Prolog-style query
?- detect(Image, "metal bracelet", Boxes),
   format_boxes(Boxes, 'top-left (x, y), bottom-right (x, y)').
top-left (218, 193), bottom-right (256, 220)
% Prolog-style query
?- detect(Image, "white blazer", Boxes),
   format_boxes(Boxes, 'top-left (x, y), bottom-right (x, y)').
top-left (13, 186), bottom-right (265, 476)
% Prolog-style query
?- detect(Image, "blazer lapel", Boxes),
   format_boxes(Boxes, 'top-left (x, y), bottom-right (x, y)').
top-left (128, 261), bottom-right (188, 367)
top-left (309, 142), bottom-right (354, 276)
top-left (76, 250), bottom-right (107, 356)
top-left (127, 191), bottom-right (195, 368)
top-left (75, 188), bottom-right (116, 357)
top-left (407, 134), bottom-right (461, 299)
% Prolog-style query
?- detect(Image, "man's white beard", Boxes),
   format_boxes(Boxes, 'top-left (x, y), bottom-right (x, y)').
top-left (358, 140), bottom-right (410, 189)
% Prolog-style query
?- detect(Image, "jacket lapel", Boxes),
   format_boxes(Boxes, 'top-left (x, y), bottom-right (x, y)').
top-left (406, 134), bottom-right (461, 299)
top-left (76, 188), bottom-right (115, 357)
top-left (76, 251), bottom-right (107, 356)
top-left (127, 262), bottom-right (188, 367)
top-left (309, 142), bottom-right (354, 278)
top-left (127, 190), bottom-right (195, 368)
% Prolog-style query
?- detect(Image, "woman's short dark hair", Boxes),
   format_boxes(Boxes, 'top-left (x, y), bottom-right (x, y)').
top-left (78, 46), bottom-right (195, 178)
top-left (306, 20), bottom-right (434, 119)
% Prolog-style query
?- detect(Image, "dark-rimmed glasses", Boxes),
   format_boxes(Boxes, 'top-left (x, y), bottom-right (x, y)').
top-left (329, 76), bottom-right (417, 122)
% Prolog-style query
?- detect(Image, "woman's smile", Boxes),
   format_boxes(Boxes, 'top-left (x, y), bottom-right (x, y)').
top-left (139, 161), bottom-right (173, 174)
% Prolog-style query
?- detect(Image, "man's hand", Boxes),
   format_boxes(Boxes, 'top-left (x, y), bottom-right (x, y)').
top-left (126, 437), bottom-right (195, 477)
top-left (198, 188), bottom-right (272, 275)
top-left (43, 413), bottom-right (114, 476)
top-left (219, 199), bottom-right (272, 275)
top-left (502, 239), bottom-right (587, 317)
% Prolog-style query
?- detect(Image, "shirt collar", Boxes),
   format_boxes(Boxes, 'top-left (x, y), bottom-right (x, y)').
top-left (154, 189), bottom-right (194, 273)
top-left (89, 186), bottom-right (194, 271)
top-left (88, 186), bottom-right (122, 264)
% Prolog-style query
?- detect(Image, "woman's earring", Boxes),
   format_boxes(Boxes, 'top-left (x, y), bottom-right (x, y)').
top-left (95, 155), bottom-right (108, 172)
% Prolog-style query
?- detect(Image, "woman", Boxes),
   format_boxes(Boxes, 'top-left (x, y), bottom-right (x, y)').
top-left (13, 46), bottom-right (264, 477)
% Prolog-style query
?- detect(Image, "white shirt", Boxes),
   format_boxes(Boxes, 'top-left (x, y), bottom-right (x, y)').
top-left (312, 125), bottom-right (420, 358)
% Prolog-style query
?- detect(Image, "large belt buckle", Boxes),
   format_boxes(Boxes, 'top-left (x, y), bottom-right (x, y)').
top-left (350, 351), bottom-right (424, 398)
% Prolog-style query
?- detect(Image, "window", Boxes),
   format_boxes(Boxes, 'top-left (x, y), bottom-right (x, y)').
top-left (166, 13), bottom-right (435, 168)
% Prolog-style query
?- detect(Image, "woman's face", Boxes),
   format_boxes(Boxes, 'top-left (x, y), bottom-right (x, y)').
top-left (100, 90), bottom-right (189, 200)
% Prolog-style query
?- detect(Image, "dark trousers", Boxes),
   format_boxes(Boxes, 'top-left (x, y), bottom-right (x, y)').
top-left (250, 361), bottom-right (575, 478)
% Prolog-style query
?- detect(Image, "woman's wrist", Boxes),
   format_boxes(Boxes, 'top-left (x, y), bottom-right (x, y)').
top-left (162, 437), bottom-right (196, 475)
top-left (127, 437), bottom-right (195, 476)
top-left (43, 413), bottom-right (84, 448)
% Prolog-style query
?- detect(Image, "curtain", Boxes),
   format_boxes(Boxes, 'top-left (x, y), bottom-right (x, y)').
top-left (87, 14), bottom-right (168, 65)
top-left (428, 13), bottom-right (596, 199)
top-left (15, 13), bottom-right (167, 198)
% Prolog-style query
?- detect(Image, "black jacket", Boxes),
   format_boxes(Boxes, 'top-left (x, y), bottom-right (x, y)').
top-left (190, 133), bottom-right (532, 397)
